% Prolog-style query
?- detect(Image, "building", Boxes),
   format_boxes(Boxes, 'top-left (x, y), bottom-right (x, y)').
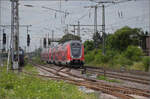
top-left (146, 35), bottom-right (150, 56)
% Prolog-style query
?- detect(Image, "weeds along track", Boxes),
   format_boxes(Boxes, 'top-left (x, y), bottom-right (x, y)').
top-left (86, 66), bottom-right (150, 76)
top-left (86, 66), bottom-right (150, 85)
top-left (28, 62), bottom-right (150, 99)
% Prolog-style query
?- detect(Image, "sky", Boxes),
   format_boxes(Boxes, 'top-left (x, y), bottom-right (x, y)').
top-left (0, 0), bottom-right (149, 52)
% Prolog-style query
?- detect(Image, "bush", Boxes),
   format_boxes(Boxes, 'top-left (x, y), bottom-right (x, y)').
top-left (142, 56), bottom-right (150, 72)
top-left (94, 50), bottom-right (110, 64)
top-left (123, 45), bottom-right (143, 61)
top-left (84, 40), bottom-right (94, 54)
top-left (105, 50), bottom-right (118, 59)
top-left (94, 50), bottom-right (103, 64)
top-left (84, 45), bottom-right (147, 71)
top-left (85, 51), bottom-right (95, 63)
top-left (130, 62), bottom-right (145, 71)
top-left (85, 49), bottom-right (109, 64)
top-left (110, 54), bottom-right (133, 69)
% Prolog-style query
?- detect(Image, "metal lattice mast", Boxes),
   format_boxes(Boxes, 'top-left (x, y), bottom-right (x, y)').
top-left (77, 21), bottom-right (80, 37)
top-left (0, 0), bottom-right (2, 66)
top-left (102, 4), bottom-right (105, 55)
top-left (11, 0), bottom-right (19, 69)
top-left (94, 6), bottom-right (97, 35)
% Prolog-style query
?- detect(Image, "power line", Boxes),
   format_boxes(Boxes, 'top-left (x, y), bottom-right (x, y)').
top-left (78, 8), bottom-right (91, 21)
top-left (106, 13), bottom-right (149, 27)
top-left (42, 6), bottom-right (70, 15)
top-left (0, 0), bottom-right (97, 1)
top-left (1, 0), bottom-right (144, 2)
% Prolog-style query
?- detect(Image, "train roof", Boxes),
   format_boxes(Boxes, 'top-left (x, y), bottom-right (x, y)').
top-left (41, 40), bottom-right (82, 51)
top-left (63, 40), bottom-right (82, 45)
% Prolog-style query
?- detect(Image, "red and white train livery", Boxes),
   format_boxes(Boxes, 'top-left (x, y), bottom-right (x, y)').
top-left (41, 40), bottom-right (84, 67)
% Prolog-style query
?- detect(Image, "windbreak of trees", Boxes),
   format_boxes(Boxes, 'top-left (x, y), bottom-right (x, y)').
top-left (106, 26), bottom-right (145, 51)
top-left (84, 26), bottom-right (150, 72)
top-left (59, 34), bottom-right (81, 44)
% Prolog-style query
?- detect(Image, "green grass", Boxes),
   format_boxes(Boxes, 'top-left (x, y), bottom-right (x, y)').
top-left (97, 75), bottom-right (121, 83)
top-left (23, 63), bottom-right (38, 74)
top-left (0, 64), bottom-right (97, 99)
top-left (31, 56), bottom-right (46, 65)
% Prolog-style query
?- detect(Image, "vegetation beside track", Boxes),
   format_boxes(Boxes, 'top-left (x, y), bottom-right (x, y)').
top-left (31, 56), bottom-right (46, 65)
top-left (24, 63), bottom-right (38, 74)
top-left (85, 47), bottom-right (150, 71)
top-left (84, 26), bottom-right (150, 72)
top-left (0, 64), bottom-right (97, 99)
top-left (97, 75), bottom-right (121, 83)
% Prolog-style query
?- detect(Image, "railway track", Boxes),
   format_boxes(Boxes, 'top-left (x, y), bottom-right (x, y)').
top-left (85, 66), bottom-right (150, 76)
top-left (85, 66), bottom-right (150, 85)
top-left (87, 69), bottom-right (150, 85)
top-left (27, 62), bottom-right (150, 99)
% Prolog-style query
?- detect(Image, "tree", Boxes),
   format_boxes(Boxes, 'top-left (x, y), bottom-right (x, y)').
top-left (59, 34), bottom-right (81, 44)
top-left (106, 26), bottom-right (144, 51)
top-left (123, 45), bottom-right (143, 61)
top-left (142, 56), bottom-right (150, 72)
top-left (92, 31), bottom-right (102, 48)
top-left (84, 40), bottom-right (94, 54)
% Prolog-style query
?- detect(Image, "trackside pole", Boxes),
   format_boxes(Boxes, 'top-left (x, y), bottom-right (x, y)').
top-left (7, 47), bottom-right (11, 72)
top-left (81, 65), bottom-right (86, 74)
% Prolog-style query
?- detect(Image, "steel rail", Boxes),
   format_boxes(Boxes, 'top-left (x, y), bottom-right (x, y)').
top-left (85, 65), bottom-right (150, 76)
top-left (29, 62), bottom-right (150, 98)
top-left (30, 62), bottom-right (134, 99)
top-left (86, 69), bottom-right (150, 85)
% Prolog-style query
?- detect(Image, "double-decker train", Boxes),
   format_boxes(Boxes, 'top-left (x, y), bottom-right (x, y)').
top-left (41, 40), bottom-right (84, 67)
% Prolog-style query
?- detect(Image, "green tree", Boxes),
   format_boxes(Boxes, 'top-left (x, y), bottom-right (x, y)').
top-left (123, 45), bottom-right (144, 61)
top-left (142, 56), bottom-right (150, 72)
top-left (84, 40), bottom-right (94, 54)
top-left (59, 34), bottom-right (81, 44)
top-left (106, 26), bottom-right (144, 51)
top-left (92, 31), bottom-right (102, 48)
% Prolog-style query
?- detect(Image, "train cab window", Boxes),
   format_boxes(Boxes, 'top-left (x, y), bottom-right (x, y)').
top-left (71, 42), bottom-right (81, 58)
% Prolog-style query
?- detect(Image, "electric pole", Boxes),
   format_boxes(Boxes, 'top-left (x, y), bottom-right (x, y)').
top-left (77, 21), bottom-right (80, 37)
top-left (65, 24), bottom-right (69, 35)
top-left (149, 0), bottom-right (150, 36)
top-left (0, 0), bottom-right (2, 67)
top-left (11, 0), bottom-right (19, 70)
top-left (102, 4), bottom-right (105, 55)
top-left (84, 4), bottom-right (106, 53)
top-left (0, 25), bottom-right (32, 49)
top-left (73, 25), bottom-right (75, 35)
top-left (26, 25), bottom-right (32, 35)
top-left (52, 30), bottom-right (54, 46)
top-left (85, 5), bottom-right (100, 49)
top-left (40, 38), bottom-right (42, 48)
top-left (67, 24), bottom-right (69, 34)
top-left (85, 5), bottom-right (100, 34)
top-left (94, 6), bottom-right (97, 35)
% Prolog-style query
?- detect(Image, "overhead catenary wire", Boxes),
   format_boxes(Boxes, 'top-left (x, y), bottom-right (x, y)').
top-left (106, 13), bottom-right (149, 27)
top-left (1, 0), bottom-right (149, 50)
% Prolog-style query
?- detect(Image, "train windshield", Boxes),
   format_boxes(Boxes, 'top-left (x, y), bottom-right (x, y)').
top-left (71, 42), bottom-right (81, 58)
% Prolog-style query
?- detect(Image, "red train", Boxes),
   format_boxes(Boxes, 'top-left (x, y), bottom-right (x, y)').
top-left (41, 40), bottom-right (84, 67)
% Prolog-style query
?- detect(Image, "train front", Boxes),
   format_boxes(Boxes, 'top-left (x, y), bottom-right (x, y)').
top-left (69, 41), bottom-right (84, 67)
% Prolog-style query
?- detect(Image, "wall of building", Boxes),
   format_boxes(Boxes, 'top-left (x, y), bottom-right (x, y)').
top-left (146, 36), bottom-right (150, 56)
